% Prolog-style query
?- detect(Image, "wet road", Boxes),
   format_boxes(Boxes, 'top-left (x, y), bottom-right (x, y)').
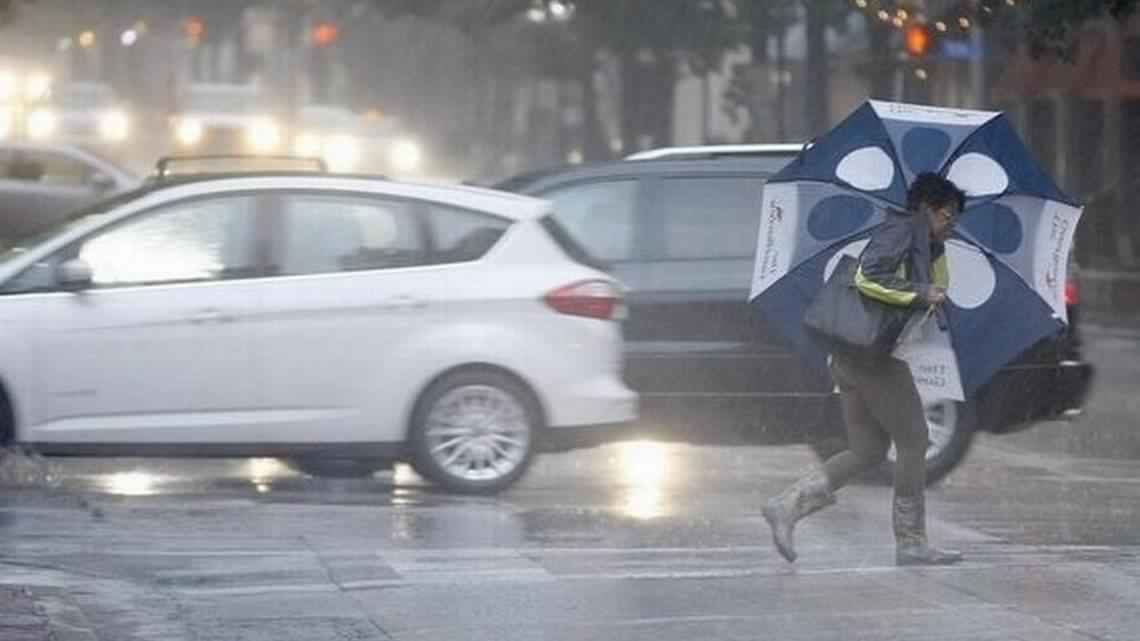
top-left (1, 326), bottom-right (1139, 641)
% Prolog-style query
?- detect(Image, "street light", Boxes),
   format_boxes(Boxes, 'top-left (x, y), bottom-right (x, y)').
top-left (525, 0), bottom-right (574, 23)
top-left (548, 0), bottom-right (572, 20)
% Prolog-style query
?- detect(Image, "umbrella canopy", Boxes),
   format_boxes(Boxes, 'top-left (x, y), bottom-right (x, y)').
top-left (750, 100), bottom-right (1083, 401)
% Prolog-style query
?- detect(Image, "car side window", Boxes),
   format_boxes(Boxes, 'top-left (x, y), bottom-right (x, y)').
top-left (542, 180), bottom-right (638, 262)
top-left (13, 151), bottom-right (94, 187)
top-left (72, 196), bottom-right (258, 288)
top-left (657, 177), bottom-right (764, 260)
top-left (277, 194), bottom-right (425, 275)
top-left (427, 204), bottom-right (510, 264)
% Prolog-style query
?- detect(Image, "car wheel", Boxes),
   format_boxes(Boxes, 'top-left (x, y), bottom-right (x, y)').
top-left (811, 400), bottom-right (975, 487)
top-left (286, 458), bottom-right (392, 479)
top-left (409, 369), bottom-right (540, 495)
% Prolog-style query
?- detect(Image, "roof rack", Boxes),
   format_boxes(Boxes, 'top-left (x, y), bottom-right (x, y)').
top-left (625, 143), bottom-right (809, 161)
top-left (154, 155), bottom-right (328, 179)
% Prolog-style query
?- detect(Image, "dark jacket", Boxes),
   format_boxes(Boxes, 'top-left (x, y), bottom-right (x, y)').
top-left (855, 208), bottom-right (948, 309)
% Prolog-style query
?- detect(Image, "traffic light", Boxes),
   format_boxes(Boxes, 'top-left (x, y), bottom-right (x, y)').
top-left (184, 16), bottom-right (205, 42)
top-left (904, 24), bottom-right (932, 57)
top-left (311, 22), bottom-right (339, 47)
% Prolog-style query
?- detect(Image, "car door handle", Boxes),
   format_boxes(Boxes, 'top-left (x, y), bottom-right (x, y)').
top-left (188, 309), bottom-right (233, 324)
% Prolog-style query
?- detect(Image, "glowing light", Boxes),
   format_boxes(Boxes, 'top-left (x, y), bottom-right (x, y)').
top-left (27, 109), bottom-right (58, 140)
top-left (0, 72), bottom-right (15, 100)
top-left (617, 440), bottom-right (669, 520)
top-left (897, 9), bottom-right (909, 19)
top-left (78, 31), bottom-right (96, 49)
top-left (294, 132), bottom-right (321, 157)
top-left (567, 148), bottom-right (584, 164)
top-left (176, 118), bottom-right (203, 146)
top-left (855, 0), bottom-right (867, 7)
top-left (935, 21), bottom-right (948, 32)
top-left (99, 110), bottom-right (130, 142)
top-left (915, 68), bottom-right (929, 80)
top-left (389, 139), bottom-right (423, 173)
top-left (105, 471), bottom-right (159, 496)
top-left (25, 73), bottom-right (52, 100)
top-left (246, 117), bottom-right (281, 153)
top-left (548, 0), bottom-right (574, 20)
top-left (247, 458), bottom-right (286, 483)
top-left (959, 16), bottom-right (971, 29)
top-left (393, 463), bottom-right (419, 486)
top-left (0, 107), bottom-right (13, 140)
top-left (121, 29), bottom-right (139, 47)
top-left (893, 16), bottom-right (904, 27)
top-left (323, 134), bottom-right (360, 172)
top-left (877, 9), bottom-right (890, 21)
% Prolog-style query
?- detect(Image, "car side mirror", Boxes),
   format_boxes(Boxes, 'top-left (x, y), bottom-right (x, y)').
top-left (89, 172), bottom-right (116, 192)
top-left (57, 258), bottom-right (94, 291)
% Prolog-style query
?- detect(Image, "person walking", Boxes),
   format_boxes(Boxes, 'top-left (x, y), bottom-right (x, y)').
top-left (762, 172), bottom-right (967, 567)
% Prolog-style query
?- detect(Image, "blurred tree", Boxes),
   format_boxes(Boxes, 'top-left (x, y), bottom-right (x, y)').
top-left (801, 0), bottom-right (854, 137)
top-left (730, 1), bottom-right (797, 140)
top-left (373, 0), bottom-right (742, 157)
top-left (1021, 0), bottom-right (1139, 59)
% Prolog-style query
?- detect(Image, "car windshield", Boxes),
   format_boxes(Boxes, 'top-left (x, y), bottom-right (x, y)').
top-left (54, 85), bottom-right (114, 109)
top-left (186, 89), bottom-right (261, 112)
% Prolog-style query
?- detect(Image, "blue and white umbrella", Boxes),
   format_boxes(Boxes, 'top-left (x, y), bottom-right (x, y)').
top-left (749, 100), bottom-right (1083, 401)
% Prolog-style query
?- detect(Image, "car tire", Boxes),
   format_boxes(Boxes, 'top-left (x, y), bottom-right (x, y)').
top-left (409, 369), bottom-right (540, 495)
top-left (286, 458), bottom-right (392, 479)
top-left (810, 400), bottom-right (976, 487)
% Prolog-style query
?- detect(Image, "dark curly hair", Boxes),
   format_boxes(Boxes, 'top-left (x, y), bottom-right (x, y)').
top-left (906, 172), bottom-right (966, 214)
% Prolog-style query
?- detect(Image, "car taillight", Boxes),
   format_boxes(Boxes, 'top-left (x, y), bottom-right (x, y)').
top-left (1065, 277), bottom-right (1079, 306)
top-left (545, 280), bottom-right (625, 320)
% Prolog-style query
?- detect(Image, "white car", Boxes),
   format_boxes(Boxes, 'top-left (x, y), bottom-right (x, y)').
top-left (0, 173), bottom-right (637, 493)
top-left (37, 82), bottom-right (131, 147)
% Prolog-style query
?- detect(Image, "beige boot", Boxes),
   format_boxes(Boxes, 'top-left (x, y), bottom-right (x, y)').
top-left (762, 469), bottom-right (836, 563)
top-left (893, 494), bottom-right (963, 566)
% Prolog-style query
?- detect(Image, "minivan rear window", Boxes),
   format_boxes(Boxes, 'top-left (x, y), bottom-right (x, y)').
top-left (540, 215), bottom-right (610, 272)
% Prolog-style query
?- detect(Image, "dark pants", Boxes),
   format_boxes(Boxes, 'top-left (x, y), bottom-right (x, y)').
top-left (821, 351), bottom-right (928, 500)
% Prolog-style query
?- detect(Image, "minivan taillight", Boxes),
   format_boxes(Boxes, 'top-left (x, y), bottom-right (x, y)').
top-left (545, 280), bottom-right (625, 320)
top-left (1065, 277), bottom-right (1079, 306)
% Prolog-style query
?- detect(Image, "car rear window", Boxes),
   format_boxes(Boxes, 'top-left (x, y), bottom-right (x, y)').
top-left (427, 205), bottom-right (512, 264)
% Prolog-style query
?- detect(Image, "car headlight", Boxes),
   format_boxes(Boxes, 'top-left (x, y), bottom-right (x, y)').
top-left (389, 138), bottom-right (423, 173)
top-left (0, 107), bottom-right (12, 140)
top-left (99, 110), bottom-right (130, 142)
top-left (0, 72), bottom-right (15, 102)
top-left (27, 109), bottom-right (57, 140)
top-left (176, 118), bottom-right (203, 146)
top-left (294, 131), bottom-right (321, 158)
top-left (246, 117), bottom-right (281, 153)
top-left (25, 73), bottom-right (52, 101)
top-left (323, 134), bottom-right (360, 172)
